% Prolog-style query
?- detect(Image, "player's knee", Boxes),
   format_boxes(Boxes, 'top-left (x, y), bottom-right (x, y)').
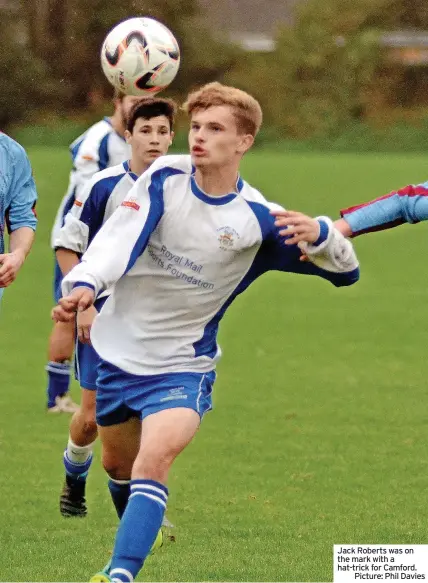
top-left (75, 407), bottom-right (97, 437)
top-left (81, 416), bottom-right (97, 436)
top-left (132, 451), bottom-right (174, 482)
top-left (102, 451), bottom-right (132, 480)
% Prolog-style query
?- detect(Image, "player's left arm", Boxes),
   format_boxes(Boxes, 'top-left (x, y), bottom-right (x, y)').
top-left (269, 209), bottom-right (359, 286)
top-left (0, 144), bottom-right (37, 287)
top-left (338, 182), bottom-right (428, 237)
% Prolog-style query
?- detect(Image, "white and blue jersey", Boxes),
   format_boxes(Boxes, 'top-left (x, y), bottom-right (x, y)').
top-left (55, 160), bottom-right (137, 299)
top-left (340, 182), bottom-right (428, 235)
top-left (55, 161), bottom-right (137, 389)
top-left (0, 134), bottom-right (37, 301)
top-left (62, 154), bottom-right (360, 379)
top-left (52, 118), bottom-right (130, 300)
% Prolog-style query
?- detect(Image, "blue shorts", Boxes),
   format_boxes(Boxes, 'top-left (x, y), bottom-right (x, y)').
top-left (74, 297), bottom-right (108, 390)
top-left (96, 359), bottom-right (216, 427)
top-left (75, 340), bottom-right (101, 390)
top-left (53, 257), bottom-right (63, 303)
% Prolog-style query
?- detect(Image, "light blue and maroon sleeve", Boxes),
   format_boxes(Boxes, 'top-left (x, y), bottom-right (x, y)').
top-left (340, 182), bottom-right (428, 236)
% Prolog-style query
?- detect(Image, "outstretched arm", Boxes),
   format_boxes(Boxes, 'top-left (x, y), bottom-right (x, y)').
top-left (339, 183), bottom-right (428, 237)
top-left (270, 209), bottom-right (359, 286)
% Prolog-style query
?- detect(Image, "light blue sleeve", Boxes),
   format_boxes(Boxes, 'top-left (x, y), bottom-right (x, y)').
top-left (340, 183), bottom-right (428, 236)
top-left (7, 142), bottom-right (38, 232)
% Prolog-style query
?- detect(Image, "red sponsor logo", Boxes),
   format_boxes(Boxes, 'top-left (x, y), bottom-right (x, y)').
top-left (121, 199), bottom-right (140, 211)
top-left (74, 200), bottom-right (83, 207)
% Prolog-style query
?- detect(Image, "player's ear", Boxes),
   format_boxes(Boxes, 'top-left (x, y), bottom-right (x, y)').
top-left (124, 129), bottom-right (132, 144)
top-left (237, 133), bottom-right (254, 154)
top-left (169, 131), bottom-right (175, 145)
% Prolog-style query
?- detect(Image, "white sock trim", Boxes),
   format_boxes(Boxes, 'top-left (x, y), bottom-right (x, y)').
top-left (110, 568), bottom-right (134, 582)
top-left (45, 365), bottom-right (71, 375)
top-left (128, 491), bottom-right (167, 508)
top-left (66, 437), bottom-right (95, 464)
top-left (130, 483), bottom-right (168, 500)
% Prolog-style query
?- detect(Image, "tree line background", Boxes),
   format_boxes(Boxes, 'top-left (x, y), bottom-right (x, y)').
top-left (3, 0), bottom-right (428, 144)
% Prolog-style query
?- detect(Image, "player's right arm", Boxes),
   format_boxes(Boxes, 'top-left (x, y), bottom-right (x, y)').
top-left (337, 182), bottom-right (428, 237)
top-left (50, 128), bottom-right (111, 250)
top-left (56, 161), bottom-right (168, 316)
top-left (54, 174), bottom-right (107, 276)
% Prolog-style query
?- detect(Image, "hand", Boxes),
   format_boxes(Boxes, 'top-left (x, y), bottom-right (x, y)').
top-left (0, 250), bottom-right (25, 287)
top-left (271, 210), bottom-right (321, 245)
top-left (77, 305), bottom-right (98, 345)
top-left (52, 287), bottom-right (95, 323)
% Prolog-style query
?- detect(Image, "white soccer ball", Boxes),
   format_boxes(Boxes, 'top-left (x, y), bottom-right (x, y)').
top-left (100, 17), bottom-right (180, 96)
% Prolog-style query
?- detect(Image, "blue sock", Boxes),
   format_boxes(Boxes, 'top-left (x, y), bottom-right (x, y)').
top-left (63, 450), bottom-right (92, 480)
top-left (108, 479), bottom-right (131, 519)
top-left (46, 361), bottom-right (71, 407)
top-left (109, 479), bottom-right (168, 582)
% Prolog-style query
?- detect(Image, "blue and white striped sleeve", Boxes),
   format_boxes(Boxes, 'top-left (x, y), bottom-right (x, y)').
top-left (61, 163), bottom-right (181, 298)
top-left (7, 142), bottom-right (37, 232)
top-left (54, 175), bottom-right (109, 254)
top-left (55, 168), bottom-right (127, 255)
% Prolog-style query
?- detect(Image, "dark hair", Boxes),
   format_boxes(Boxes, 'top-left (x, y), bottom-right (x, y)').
top-left (127, 97), bottom-right (177, 133)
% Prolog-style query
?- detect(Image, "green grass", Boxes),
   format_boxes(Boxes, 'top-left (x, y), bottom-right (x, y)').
top-left (0, 148), bottom-right (428, 582)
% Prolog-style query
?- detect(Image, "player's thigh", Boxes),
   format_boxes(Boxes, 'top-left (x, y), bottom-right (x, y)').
top-left (134, 407), bottom-right (201, 473)
top-left (98, 416), bottom-right (141, 478)
top-left (48, 320), bottom-right (75, 361)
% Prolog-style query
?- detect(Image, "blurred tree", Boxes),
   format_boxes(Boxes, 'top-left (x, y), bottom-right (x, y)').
top-left (227, 0), bottom-right (386, 137)
top-left (366, 0), bottom-right (428, 28)
top-left (227, 0), bottom-right (428, 137)
top-left (14, 0), bottom-right (428, 137)
top-left (21, 0), bottom-right (48, 59)
top-left (16, 0), bottom-right (242, 110)
top-left (0, 1), bottom-right (61, 129)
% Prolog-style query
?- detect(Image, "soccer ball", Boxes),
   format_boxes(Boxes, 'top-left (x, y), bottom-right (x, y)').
top-left (100, 17), bottom-right (180, 96)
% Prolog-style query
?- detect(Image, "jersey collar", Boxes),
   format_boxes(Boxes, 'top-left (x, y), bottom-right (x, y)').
top-left (190, 173), bottom-right (244, 206)
top-left (123, 160), bottom-right (138, 181)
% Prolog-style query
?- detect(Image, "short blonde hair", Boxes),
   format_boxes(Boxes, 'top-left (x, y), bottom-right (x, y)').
top-left (182, 82), bottom-right (263, 137)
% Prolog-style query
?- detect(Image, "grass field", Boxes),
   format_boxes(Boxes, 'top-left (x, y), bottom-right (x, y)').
top-left (1, 148), bottom-right (428, 582)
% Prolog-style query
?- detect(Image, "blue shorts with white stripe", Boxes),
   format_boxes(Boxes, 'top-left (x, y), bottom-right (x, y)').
top-left (74, 296), bottom-right (108, 390)
top-left (53, 257), bottom-right (63, 303)
top-left (95, 359), bottom-right (215, 427)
